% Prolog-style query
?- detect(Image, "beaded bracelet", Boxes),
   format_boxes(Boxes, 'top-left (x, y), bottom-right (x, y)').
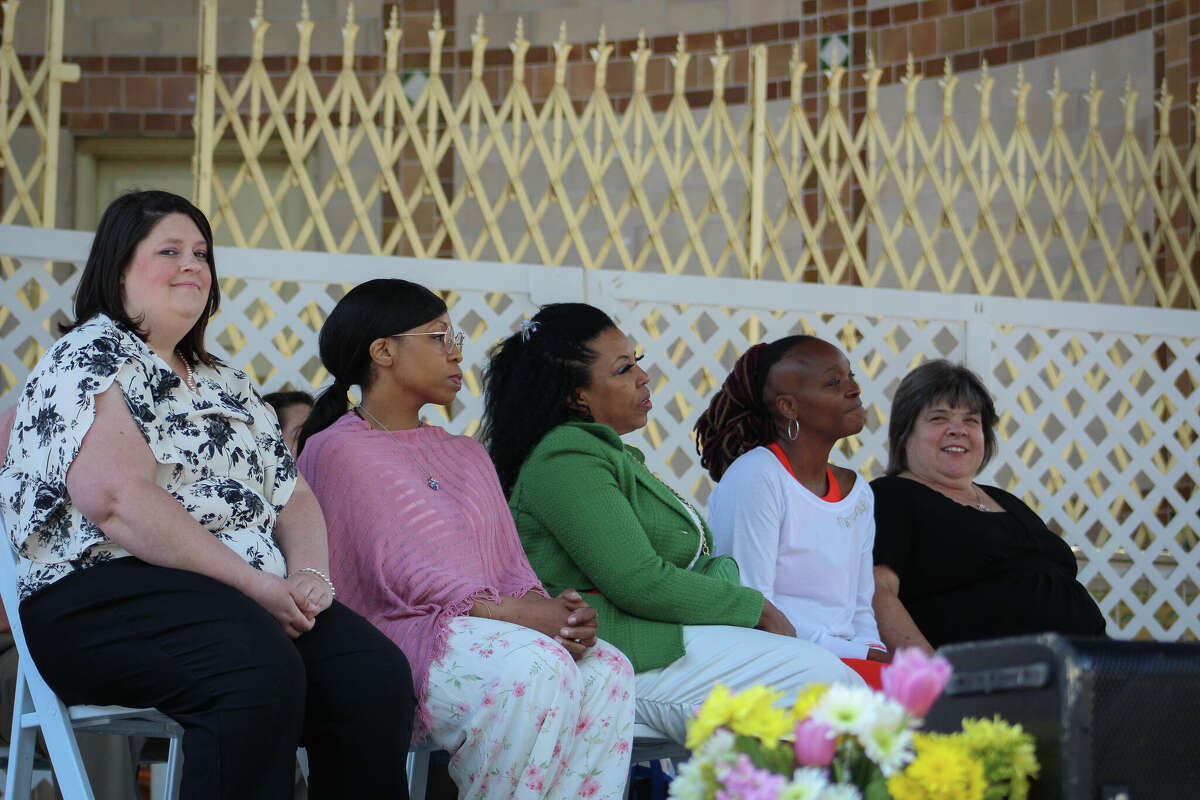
top-left (292, 566), bottom-right (336, 599)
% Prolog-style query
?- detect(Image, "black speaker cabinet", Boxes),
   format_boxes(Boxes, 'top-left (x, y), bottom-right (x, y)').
top-left (923, 633), bottom-right (1200, 800)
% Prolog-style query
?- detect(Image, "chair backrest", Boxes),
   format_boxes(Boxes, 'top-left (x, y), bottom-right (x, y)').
top-left (0, 515), bottom-right (57, 703)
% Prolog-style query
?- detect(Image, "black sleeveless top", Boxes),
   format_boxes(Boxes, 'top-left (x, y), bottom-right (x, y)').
top-left (871, 475), bottom-right (1106, 648)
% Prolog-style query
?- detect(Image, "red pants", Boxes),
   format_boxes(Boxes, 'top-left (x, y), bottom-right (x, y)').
top-left (841, 657), bottom-right (884, 690)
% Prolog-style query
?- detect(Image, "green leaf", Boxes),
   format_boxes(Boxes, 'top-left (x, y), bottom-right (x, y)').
top-left (844, 741), bottom-right (878, 787)
top-left (863, 774), bottom-right (893, 800)
top-left (732, 735), bottom-right (795, 775)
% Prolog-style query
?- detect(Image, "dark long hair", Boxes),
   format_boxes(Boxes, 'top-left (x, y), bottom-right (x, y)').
top-left (693, 334), bottom-right (820, 481)
top-left (64, 190), bottom-right (220, 366)
top-left (295, 278), bottom-right (446, 454)
top-left (262, 390), bottom-right (315, 417)
top-left (886, 359), bottom-right (997, 475)
top-left (481, 303), bottom-right (617, 496)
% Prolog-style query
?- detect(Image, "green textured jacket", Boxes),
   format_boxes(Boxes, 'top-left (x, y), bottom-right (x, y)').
top-left (509, 421), bottom-right (764, 672)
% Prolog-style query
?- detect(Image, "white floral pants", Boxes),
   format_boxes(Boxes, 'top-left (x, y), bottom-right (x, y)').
top-left (425, 615), bottom-right (636, 800)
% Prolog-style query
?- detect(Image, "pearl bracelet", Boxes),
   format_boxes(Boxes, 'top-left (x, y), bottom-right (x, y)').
top-left (292, 567), bottom-right (336, 599)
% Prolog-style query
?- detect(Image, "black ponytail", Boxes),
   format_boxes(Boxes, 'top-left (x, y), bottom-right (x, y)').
top-left (296, 279), bottom-right (445, 454)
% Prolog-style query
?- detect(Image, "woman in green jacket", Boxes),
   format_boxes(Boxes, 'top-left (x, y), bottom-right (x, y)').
top-left (482, 303), bottom-right (861, 745)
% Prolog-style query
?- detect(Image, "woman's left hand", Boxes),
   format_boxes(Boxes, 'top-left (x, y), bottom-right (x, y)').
top-left (557, 589), bottom-right (599, 657)
top-left (287, 571), bottom-right (334, 620)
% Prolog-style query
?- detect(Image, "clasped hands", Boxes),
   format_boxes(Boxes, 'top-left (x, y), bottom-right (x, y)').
top-left (476, 589), bottom-right (599, 661)
top-left (545, 589), bottom-right (599, 660)
top-left (250, 569), bottom-right (335, 639)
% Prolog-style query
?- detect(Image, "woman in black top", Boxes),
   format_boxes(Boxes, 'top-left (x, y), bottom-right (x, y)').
top-left (871, 360), bottom-right (1106, 652)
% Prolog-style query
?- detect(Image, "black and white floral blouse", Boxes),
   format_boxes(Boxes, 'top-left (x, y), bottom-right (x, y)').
top-left (0, 314), bottom-right (295, 600)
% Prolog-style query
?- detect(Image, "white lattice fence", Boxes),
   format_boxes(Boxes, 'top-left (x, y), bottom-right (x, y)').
top-left (987, 322), bottom-right (1200, 639)
top-left (1, 223), bottom-right (1197, 641)
top-left (591, 273), bottom-right (1200, 643)
top-left (0, 223), bottom-right (579, 429)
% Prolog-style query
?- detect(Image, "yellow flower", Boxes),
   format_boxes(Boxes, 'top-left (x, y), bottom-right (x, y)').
top-left (726, 685), bottom-right (792, 743)
top-left (685, 684), bottom-right (794, 749)
top-left (959, 716), bottom-right (1040, 800)
top-left (686, 684), bottom-right (738, 749)
top-left (886, 733), bottom-right (986, 800)
top-left (887, 774), bottom-right (928, 800)
top-left (790, 683), bottom-right (830, 722)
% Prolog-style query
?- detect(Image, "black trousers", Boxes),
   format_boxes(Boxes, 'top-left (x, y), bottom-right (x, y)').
top-left (20, 558), bottom-right (415, 800)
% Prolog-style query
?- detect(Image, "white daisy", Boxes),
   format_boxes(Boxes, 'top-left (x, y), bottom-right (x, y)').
top-left (857, 699), bottom-right (915, 776)
top-left (777, 767), bottom-right (831, 799)
top-left (697, 728), bottom-right (738, 763)
top-left (667, 759), bottom-right (710, 800)
top-left (810, 684), bottom-right (882, 735)
top-left (668, 731), bottom-right (738, 800)
top-left (819, 784), bottom-right (863, 800)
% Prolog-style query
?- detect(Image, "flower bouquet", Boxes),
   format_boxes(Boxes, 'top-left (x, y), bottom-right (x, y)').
top-left (669, 649), bottom-right (1038, 800)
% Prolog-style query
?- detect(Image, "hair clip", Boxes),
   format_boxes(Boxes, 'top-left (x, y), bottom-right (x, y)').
top-left (519, 319), bottom-right (540, 342)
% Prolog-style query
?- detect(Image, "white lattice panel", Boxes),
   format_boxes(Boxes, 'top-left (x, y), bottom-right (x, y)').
top-left (2, 224), bottom-right (1197, 642)
top-left (988, 325), bottom-right (1200, 640)
top-left (592, 272), bottom-right (1200, 642)
top-left (0, 225), bottom-right (581, 433)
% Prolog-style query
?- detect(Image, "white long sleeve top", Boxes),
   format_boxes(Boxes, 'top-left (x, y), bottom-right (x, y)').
top-left (706, 446), bottom-right (883, 659)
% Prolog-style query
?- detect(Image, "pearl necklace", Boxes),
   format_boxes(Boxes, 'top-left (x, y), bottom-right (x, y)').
top-left (357, 405), bottom-right (441, 491)
top-left (176, 350), bottom-right (196, 391)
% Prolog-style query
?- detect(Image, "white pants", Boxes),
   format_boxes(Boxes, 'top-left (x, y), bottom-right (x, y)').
top-left (425, 616), bottom-right (636, 800)
top-left (634, 625), bottom-right (865, 745)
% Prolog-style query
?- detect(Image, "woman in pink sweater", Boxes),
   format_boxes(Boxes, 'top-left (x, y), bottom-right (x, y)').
top-left (296, 279), bottom-right (634, 800)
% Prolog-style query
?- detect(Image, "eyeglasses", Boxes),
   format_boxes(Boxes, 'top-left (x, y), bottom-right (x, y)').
top-left (389, 324), bottom-right (466, 354)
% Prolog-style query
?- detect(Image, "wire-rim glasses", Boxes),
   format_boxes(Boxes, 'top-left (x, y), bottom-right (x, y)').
top-left (389, 324), bottom-right (465, 354)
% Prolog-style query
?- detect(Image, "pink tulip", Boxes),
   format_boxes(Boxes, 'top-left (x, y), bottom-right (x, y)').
top-left (793, 719), bottom-right (836, 766)
top-left (881, 647), bottom-right (952, 718)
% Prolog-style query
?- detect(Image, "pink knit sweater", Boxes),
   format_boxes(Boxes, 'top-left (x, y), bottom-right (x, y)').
top-left (298, 412), bottom-right (546, 733)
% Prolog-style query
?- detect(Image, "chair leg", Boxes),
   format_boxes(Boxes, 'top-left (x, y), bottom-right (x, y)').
top-left (6, 672), bottom-right (39, 800)
top-left (406, 749), bottom-right (430, 800)
top-left (164, 732), bottom-right (184, 800)
top-left (34, 697), bottom-right (97, 800)
top-left (295, 747), bottom-right (309, 784)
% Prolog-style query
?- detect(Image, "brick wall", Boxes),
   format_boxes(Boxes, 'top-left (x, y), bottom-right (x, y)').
top-left (4, 1), bottom-right (1194, 277)
top-left (8, 2), bottom-right (1188, 143)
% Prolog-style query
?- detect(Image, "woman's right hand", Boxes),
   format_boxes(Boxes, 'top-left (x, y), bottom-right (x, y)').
top-left (492, 591), bottom-right (597, 659)
top-left (755, 598), bottom-right (797, 637)
top-left (247, 571), bottom-right (315, 639)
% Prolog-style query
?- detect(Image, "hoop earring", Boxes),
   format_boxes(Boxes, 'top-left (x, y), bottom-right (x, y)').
top-left (786, 418), bottom-right (799, 441)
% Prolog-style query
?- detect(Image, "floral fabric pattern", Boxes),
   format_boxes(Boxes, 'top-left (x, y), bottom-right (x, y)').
top-left (425, 615), bottom-right (636, 800)
top-left (0, 315), bottom-right (294, 599)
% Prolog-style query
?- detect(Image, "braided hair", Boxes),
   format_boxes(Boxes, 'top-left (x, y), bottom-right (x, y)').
top-left (693, 334), bottom-right (820, 481)
top-left (481, 303), bottom-right (617, 496)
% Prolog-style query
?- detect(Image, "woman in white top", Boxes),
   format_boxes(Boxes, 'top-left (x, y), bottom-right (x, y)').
top-left (694, 335), bottom-right (888, 687)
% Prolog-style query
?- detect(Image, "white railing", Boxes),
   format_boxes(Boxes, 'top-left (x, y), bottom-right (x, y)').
top-left (2, 223), bottom-right (1198, 642)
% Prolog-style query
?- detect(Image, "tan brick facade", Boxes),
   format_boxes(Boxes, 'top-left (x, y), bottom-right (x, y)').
top-left (2, 1), bottom-right (1194, 281)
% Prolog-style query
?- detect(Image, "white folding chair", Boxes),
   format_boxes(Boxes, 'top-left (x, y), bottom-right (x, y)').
top-left (296, 741), bottom-right (436, 796)
top-left (404, 739), bottom-right (441, 800)
top-left (0, 744), bottom-right (54, 792)
top-left (402, 724), bottom-right (687, 800)
top-left (0, 522), bottom-right (184, 800)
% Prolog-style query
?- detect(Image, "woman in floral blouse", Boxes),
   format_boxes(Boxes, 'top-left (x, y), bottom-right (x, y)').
top-left (0, 191), bottom-right (414, 799)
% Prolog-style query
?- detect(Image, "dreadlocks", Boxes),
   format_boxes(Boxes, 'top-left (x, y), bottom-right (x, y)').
top-left (693, 335), bottom-right (819, 481)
